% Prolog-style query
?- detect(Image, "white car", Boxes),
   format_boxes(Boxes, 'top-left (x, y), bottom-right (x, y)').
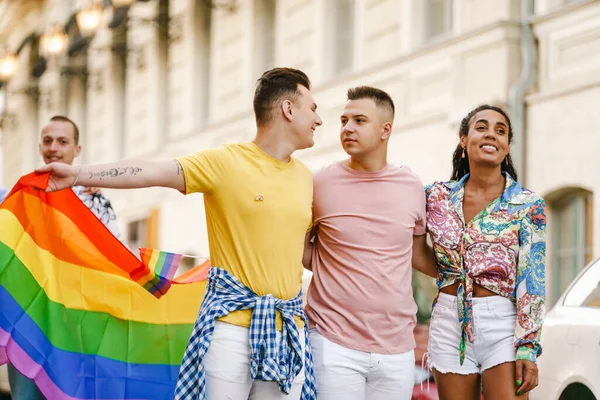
top-left (532, 257), bottom-right (600, 400)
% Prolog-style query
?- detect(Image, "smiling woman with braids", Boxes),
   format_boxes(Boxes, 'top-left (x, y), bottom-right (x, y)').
top-left (412, 105), bottom-right (547, 400)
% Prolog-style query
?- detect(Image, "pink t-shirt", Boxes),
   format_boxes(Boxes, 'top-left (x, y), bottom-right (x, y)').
top-left (306, 161), bottom-right (426, 354)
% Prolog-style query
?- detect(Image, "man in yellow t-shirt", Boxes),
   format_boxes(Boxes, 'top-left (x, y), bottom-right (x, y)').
top-left (40, 68), bottom-right (323, 399)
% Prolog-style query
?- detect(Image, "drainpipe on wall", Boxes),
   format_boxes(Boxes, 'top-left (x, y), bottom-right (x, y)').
top-left (508, 0), bottom-right (536, 187)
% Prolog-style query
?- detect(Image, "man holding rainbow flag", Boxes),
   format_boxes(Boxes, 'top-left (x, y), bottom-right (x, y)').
top-left (4, 115), bottom-right (124, 399)
top-left (0, 170), bottom-right (208, 399)
top-left (30, 67), bottom-right (322, 400)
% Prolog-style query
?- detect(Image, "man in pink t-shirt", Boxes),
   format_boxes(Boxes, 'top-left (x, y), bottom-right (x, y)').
top-left (303, 86), bottom-right (435, 400)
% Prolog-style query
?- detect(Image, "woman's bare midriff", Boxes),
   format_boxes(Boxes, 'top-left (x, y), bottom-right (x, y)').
top-left (440, 282), bottom-right (498, 297)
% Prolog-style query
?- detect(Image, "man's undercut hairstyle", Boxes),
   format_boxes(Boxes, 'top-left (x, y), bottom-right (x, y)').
top-left (49, 115), bottom-right (80, 145)
top-left (253, 67), bottom-right (311, 126)
top-left (347, 86), bottom-right (395, 120)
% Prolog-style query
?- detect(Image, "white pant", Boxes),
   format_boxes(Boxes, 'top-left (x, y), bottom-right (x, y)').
top-left (203, 321), bottom-right (306, 400)
top-left (309, 329), bottom-right (415, 400)
top-left (427, 292), bottom-right (517, 374)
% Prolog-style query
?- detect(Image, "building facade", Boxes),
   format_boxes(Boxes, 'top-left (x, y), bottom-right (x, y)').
top-left (0, 0), bottom-right (598, 306)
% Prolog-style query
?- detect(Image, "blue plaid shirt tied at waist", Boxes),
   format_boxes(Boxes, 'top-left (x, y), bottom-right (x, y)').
top-left (173, 267), bottom-right (316, 400)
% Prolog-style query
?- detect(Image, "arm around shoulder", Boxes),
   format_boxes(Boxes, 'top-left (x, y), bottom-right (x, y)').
top-left (412, 234), bottom-right (438, 278)
top-left (302, 228), bottom-right (317, 271)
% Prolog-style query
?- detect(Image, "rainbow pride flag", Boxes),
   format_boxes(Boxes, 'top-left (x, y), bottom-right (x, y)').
top-left (0, 172), bottom-right (211, 399)
top-left (138, 248), bottom-right (182, 298)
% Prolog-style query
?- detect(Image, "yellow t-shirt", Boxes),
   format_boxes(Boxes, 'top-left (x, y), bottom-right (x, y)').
top-left (177, 142), bottom-right (312, 328)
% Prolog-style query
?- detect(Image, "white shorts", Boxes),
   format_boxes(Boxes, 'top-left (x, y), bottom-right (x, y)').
top-left (427, 292), bottom-right (517, 375)
top-left (203, 321), bottom-right (305, 400)
top-left (310, 329), bottom-right (415, 400)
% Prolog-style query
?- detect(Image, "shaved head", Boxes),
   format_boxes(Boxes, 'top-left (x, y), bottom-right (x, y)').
top-left (347, 86), bottom-right (394, 124)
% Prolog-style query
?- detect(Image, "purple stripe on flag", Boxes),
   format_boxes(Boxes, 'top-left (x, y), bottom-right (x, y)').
top-left (0, 328), bottom-right (161, 400)
top-left (0, 327), bottom-right (77, 400)
top-left (0, 347), bottom-right (6, 364)
top-left (166, 253), bottom-right (182, 281)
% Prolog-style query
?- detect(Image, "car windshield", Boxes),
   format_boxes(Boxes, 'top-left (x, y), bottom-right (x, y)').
top-left (563, 258), bottom-right (600, 308)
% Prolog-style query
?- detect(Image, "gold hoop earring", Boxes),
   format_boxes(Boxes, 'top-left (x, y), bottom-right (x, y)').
top-left (461, 148), bottom-right (466, 159)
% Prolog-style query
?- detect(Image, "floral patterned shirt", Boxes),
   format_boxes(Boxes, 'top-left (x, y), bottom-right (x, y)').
top-left (426, 173), bottom-right (546, 364)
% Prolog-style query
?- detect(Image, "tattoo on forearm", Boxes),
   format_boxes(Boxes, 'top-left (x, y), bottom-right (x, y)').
top-left (174, 160), bottom-right (183, 176)
top-left (89, 167), bottom-right (143, 180)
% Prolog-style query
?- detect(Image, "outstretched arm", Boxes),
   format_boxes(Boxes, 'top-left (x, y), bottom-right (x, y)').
top-left (37, 159), bottom-right (186, 192)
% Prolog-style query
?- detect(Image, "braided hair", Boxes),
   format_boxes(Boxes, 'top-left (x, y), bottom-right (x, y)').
top-left (450, 105), bottom-right (519, 182)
